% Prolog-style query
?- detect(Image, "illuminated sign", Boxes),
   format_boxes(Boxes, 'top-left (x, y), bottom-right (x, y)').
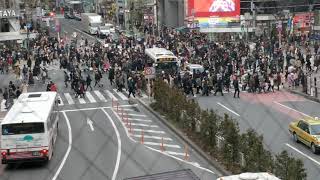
top-left (0, 9), bottom-right (17, 18)
top-left (188, 0), bottom-right (240, 18)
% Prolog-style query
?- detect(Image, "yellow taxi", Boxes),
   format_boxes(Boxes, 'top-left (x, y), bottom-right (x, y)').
top-left (289, 117), bottom-right (320, 154)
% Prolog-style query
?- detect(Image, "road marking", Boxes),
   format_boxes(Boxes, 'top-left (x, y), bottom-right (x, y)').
top-left (164, 151), bottom-right (186, 156)
top-left (130, 123), bottom-right (158, 128)
top-left (87, 118), bottom-right (94, 131)
top-left (58, 95), bottom-right (64, 106)
top-left (78, 97), bottom-right (86, 104)
top-left (217, 102), bottom-right (240, 117)
top-left (285, 143), bottom-right (320, 166)
top-left (127, 114), bottom-right (147, 117)
top-left (113, 89), bottom-right (128, 100)
top-left (128, 118), bottom-right (152, 122)
top-left (132, 134), bottom-right (172, 141)
top-left (141, 93), bottom-right (148, 98)
top-left (64, 93), bottom-right (74, 105)
top-left (132, 128), bottom-right (165, 134)
top-left (60, 104), bottom-right (138, 112)
top-left (105, 90), bottom-right (118, 101)
top-left (101, 108), bottom-right (121, 180)
top-left (52, 112), bottom-right (72, 180)
top-left (94, 90), bottom-right (107, 102)
top-left (143, 142), bottom-right (181, 148)
top-left (122, 108), bottom-right (135, 111)
top-left (0, 99), bottom-right (6, 112)
top-left (274, 101), bottom-right (312, 118)
top-left (85, 92), bottom-right (97, 103)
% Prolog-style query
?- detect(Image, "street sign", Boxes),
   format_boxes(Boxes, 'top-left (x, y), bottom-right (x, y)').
top-left (144, 67), bottom-right (156, 79)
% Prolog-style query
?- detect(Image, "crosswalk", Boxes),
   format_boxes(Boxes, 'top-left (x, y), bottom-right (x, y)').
top-left (57, 89), bottom-right (138, 106)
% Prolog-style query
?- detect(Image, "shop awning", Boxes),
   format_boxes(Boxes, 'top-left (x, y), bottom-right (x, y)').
top-left (0, 32), bottom-right (38, 42)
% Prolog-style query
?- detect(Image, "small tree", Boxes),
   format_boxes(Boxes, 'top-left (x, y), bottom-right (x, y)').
top-left (200, 110), bottom-right (219, 151)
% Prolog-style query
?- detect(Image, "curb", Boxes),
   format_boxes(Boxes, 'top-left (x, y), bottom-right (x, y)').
top-left (285, 88), bottom-right (320, 103)
top-left (136, 98), bottom-right (231, 176)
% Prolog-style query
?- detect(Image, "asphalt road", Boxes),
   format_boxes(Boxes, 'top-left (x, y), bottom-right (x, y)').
top-left (0, 17), bottom-right (220, 180)
top-left (197, 89), bottom-right (320, 180)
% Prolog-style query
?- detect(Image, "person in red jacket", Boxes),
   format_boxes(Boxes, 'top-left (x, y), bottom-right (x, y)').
top-left (50, 81), bottom-right (57, 92)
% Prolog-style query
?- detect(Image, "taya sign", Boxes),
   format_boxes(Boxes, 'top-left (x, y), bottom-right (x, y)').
top-left (0, 9), bottom-right (17, 18)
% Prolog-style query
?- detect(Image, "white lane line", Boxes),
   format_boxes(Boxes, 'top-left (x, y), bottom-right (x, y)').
top-left (105, 90), bottom-right (118, 101)
top-left (101, 108), bottom-right (121, 180)
top-left (132, 134), bottom-right (172, 141)
top-left (165, 151), bottom-right (186, 156)
top-left (285, 143), bottom-right (320, 166)
top-left (78, 97), bottom-right (86, 104)
top-left (127, 114), bottom-right (147, 117)
top-left (143, 142), bottom-right (181, 148)
top-left (52, 112), bottom-right (72, 180)
top-left (64, 93), bottom-right (74, 105)
top-left (130, 123), bottom-right (158, 128)
top-left (58, 95), bottom-right (64, 106)
top-left (274, 101), bottom-right (312, 118)
top-left (94, 90), bottom-right (107, 102)
top-left (87, 118), bottom-right (94, 131)
top-left (85, 92), bottom-right (97, 103)
top-left (128, 118), bottom-right (152, 122)
top-left (122, 108), bottom-right (135, 111)
top-left (132, 128), bottom-right (165, 134)
top-left (113, 89), bottom-right (128, 100)
top-left (217, 102), bottom-right (240, 117)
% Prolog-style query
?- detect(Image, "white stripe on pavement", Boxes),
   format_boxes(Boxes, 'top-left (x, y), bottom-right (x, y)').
top-left (286, 143), bottom-right (320, 166)
top-left (122, 108), bottom-right (135, 111)
top-left (113, 89), bottom-right (128, 100)
top-left (130, 123), bottom-right (158, 128)
top-left (217, 102), bottom-right (240, 117)
top-left (165, 151), bottom-right (186, 156)
top-left (132, 134), bottom-right (172, 141)
top-left (94, 90), bottom-right (107, 102)
top-left (127, 114), bottom-right (147, 117)
top-left (85, 92), bottom-right (96, 103)
top-left (1, 99), bottom-right (7, 112)
top-left (128, 118), bottom-right (152, 122)
top-left (64, 93), bottom-right (74, 105)
top-left (132, 128), bottom-right (165, 134)
top-left (58, 95), bottom-right (64, 106)
top-left (274, 102), bottom-right (312, 118)
top-left (143, 142), bottom-right (181, 148)
top-left (78, 97), bottom-right (86, 104)
top-left (105, 90), bottom-right (118, 101)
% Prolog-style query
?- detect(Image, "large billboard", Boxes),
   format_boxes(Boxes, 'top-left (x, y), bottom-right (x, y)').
top-left (188, 0), bottom-right (240, 18)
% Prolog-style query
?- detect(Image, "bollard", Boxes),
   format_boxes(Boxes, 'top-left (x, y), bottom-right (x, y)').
top-left (184, 144), bottom-right (189, 161)
top-left (161, 137), bottom-right (165, 152)
top-left (141, 129), bottom-right (144, 144)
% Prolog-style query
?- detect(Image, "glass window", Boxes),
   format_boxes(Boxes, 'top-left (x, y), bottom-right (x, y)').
top-left (2, 123), bottom-right (45, 135)
top-left (310, 125), bottom-right (320, 135)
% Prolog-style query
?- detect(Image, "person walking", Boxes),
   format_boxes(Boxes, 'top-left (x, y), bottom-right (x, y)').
top-left (127, 77), bottom-right (136, 98)
top-left (233, 77), bottom-right (240, 98)
top-left (86, 74), bottom-right (93, 91)
top-left (214, 76), bottom-right (224, 96)
top-left (64, 71), bottom-right (70, 88)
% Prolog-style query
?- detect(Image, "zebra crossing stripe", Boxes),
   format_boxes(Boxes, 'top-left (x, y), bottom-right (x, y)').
top-left (1, 99), bottom-right (7, 112)
top-left (78, 97), bottom-right (86, 104)
top-left (94, 90), bottom-right (107, 102)
top-left (113, 89), bottom-right (128, 100)
top-left (58, 95), bottom-right (64, 106)
top-left (64, 93), bottom-right (74, 105)
top-left (85, 92), bottom-right (96, 103)
top-left (105, 90), bottom-right (118, 101)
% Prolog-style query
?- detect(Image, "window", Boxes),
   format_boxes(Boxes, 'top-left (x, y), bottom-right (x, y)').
top-left (310, 125), bottom-right (320, 135)
top-left (298, 121), bottom-right (310, 133)
top-left (2, 123), bottom-right (45, 135)
top-left (28, 94), bottom-right (42, 98)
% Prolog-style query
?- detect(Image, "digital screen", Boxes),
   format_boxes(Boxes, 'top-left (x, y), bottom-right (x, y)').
top-left (189, 0), bottom-right (240, 18)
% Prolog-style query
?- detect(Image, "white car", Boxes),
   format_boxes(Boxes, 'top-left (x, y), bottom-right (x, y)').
top-left (217, 172), bottom-right (280, 180)
top-left (97, 26), bottom-right (111, 38)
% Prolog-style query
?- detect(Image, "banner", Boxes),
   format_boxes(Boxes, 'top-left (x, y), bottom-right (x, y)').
top-left (189, 0), bottom-right (240, 18)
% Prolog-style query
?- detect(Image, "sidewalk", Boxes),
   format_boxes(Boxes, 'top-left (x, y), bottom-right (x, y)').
top-left (284, 84), bottom-right (320, 103)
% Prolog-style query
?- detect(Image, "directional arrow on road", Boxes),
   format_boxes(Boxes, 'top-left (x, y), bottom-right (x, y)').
top-left (87, 118), bottom-right (94, 131)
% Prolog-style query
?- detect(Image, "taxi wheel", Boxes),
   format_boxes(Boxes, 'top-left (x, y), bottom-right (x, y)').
top-left (311, 143), bottom-right (318, 154)
top-left (293, 133), bottom-right (299, 143)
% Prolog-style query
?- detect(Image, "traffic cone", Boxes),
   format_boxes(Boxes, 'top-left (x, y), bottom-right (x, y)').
top-left (141, 129), bottom-right (144, 144)
top-left (161, 137), bottom-right (165, 152)
top-left (184, 144), bottom-right (189, 161)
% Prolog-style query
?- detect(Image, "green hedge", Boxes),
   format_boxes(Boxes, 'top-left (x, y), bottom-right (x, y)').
top-left (150, 80), bottom-right (307, 179)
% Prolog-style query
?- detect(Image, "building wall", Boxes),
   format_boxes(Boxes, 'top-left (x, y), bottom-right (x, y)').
top-left (159, 0), bottom-right (185, 28)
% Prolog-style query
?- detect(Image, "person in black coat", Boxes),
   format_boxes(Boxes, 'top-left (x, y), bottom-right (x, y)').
top-left (233, 77), bottom-right (240, 98)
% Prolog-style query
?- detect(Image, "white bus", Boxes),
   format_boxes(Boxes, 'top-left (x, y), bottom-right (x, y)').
top-left (145, 47), bottom-right (179, 75)
top-left (0, 92), bottom-right (60, 164)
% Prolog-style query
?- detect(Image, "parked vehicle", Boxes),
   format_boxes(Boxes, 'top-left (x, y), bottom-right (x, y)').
top-left (81, 13), bottom-right (102, 35)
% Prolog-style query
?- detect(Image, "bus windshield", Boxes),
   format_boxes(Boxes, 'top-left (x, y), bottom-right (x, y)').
top-left (155, 61), bottom-right (178, 74)
top-left (2, 123), bottom-right (45, 135)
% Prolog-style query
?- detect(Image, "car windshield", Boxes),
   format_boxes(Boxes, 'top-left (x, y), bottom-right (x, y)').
top-left (310, 125), bottom-right (320, 135)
